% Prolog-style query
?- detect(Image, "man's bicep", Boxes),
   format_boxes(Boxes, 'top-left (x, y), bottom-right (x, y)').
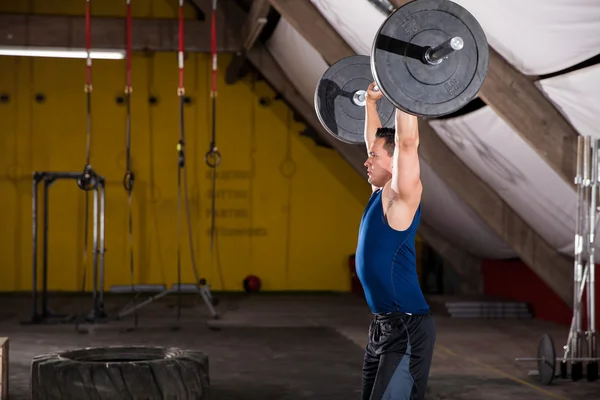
top-left (392, 140), bottom-right (422, 202)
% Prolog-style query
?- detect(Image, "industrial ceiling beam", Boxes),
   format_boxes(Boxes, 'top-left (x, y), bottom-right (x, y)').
top-left (224, 0), bottom-right (272, 84)
top-left (388, 0), bottom-right (579, 186)
top-left (266, 0), bottom-right (355, 65)
top-left (0, 13), bottom-right (241, 53)
top-left (245, 44), bottom-right (368, 176)
top-left (266, 0), bottom-right (573, 304)
top-left (417, 120), bottom-right (572, 304)
top-left (241, 0), bottom-right (271, 52)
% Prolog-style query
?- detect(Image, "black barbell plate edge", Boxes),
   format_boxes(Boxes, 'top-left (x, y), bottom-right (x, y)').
top-left (314, 55), bottom-right (395, 145)
top-left (571, 361), bottom-right (583, 381)
top-left (587, 361), bottom-right (598, 381)
top-left (370, 0), bottom-right (489, 118)
top-left (537, 333), bottom-right (556, 385)
top-left (315, 55), bottom-right (375, 144)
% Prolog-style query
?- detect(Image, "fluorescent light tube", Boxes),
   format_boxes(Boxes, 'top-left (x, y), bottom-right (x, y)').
top-left (0, 46), bottom-right (125, 60)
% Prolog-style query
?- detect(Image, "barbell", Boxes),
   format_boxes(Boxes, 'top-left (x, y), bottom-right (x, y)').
top-left (314, 0), bottom-right (489, 145)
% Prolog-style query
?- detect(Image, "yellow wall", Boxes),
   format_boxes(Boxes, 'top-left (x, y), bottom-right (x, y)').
top-left (0, 0), bottom-right (372, 292)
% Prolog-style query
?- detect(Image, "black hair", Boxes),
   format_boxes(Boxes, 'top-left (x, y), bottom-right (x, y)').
top-left (375, 127), bottom-right (395, 156)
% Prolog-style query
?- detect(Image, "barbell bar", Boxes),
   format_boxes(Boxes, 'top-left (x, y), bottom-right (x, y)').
top-left (314, 0), bottom-right (489, 145)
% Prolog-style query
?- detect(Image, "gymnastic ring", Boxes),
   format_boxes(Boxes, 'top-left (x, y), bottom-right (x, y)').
top-left (122, 170), bottom-right (135, 192)
top-left (279, 158), bottom-right (297, 178)
top-left (205, 148), bottom-right (222, 168)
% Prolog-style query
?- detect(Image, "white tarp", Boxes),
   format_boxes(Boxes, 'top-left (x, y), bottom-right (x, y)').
top-left (429, 63), bottom-right (600, 255)
top-left (266, 18), bottom-right (328, 106)
top-left (429, 108), bottom-right (581, 255)
top-left (311, 0), bottom-right (600, 76)
top-left (310, 0), bottom-right (386, 56)
top-left (536, 64), bottom-right (600, 138)
top-left (420, 162), bottom-right (516, 258)
top-left (267, 18), bottom-right (514, 259)
top-left (447, 0), bottom-right (600, 76)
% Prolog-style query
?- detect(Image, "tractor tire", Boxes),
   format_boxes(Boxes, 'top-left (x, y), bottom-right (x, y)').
top-left (30, 346), bottom-right (209, 399)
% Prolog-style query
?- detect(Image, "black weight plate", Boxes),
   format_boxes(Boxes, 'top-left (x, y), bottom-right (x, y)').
top-left (587, 361), bottom-right (599, 382)
top-left (315, 55), bottom-right (395, 144)
top-left (537, 333), bottom-right (556, 385)
top-left (371, 0), bottom-right (489, 117)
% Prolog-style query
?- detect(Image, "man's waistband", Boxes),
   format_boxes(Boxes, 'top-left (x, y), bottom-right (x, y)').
top-left (372, 311), bottom-right (430, 322)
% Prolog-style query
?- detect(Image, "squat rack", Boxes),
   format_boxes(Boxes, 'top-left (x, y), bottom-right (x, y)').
top-left (24, 171), bottom-right (107, 325)
top-left (515, 135), bottom-right (598, 384)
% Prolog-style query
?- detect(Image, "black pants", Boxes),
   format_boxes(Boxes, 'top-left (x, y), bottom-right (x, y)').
top-left (361, 312), bottom-right (436, 400)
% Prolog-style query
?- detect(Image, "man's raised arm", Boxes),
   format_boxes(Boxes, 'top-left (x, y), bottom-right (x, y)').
top-left (364, 82), bottom-right (383, 154)
top-left (391, 108), bottom-right (422, 207)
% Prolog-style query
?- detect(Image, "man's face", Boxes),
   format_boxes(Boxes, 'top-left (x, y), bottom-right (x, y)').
top-left (364, 138), bottom-right (393, 188)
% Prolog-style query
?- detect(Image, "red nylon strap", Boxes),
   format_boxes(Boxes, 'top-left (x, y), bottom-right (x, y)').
top-left (211, 0), bottom-right (217, 97)
top-left (85, 0), bottom-right (92, 92)
top-left (178, 0), bottom-right (184, 95)
top-left (125, 0), bottom-right (132, 92)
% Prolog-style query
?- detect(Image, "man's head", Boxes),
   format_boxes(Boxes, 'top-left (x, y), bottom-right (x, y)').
top-left (364, 127), bottom-right (395, 187)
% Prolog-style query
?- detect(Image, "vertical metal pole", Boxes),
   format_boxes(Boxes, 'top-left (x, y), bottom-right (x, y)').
top-left (42, 178), bottom-right (50, 317)
top-left (569, 136), bottom-right (584, 363)
top-left (31, 175), bottom-right (39, 320)
top-left (99, 179), bottom-right (106, 314)
top-left (573, 136), bottom-right (591, 372)
top-left (589, 139), bottom-right (598, 367)
top-left (92, 184), bottom-right (99, 317)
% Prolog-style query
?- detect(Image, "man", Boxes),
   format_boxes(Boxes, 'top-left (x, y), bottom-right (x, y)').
top-left (355, 82), bottom-right (436, 400)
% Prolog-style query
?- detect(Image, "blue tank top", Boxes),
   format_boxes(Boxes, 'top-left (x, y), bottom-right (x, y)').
top-left (355, 189), bottom-right (429, 314)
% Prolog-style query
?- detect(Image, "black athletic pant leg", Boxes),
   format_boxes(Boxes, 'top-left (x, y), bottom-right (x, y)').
top-left (361, 313), bottom-right (436, 400)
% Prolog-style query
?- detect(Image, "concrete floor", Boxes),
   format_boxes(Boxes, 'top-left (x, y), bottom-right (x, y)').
top-left (1, 292), bottom-right (599, 399)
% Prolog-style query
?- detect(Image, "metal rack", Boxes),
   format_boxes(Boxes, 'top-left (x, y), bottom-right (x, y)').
top-left (515, 135), bottom-right (598, 384)
top-left (22, 171), bottom-right (106, 325)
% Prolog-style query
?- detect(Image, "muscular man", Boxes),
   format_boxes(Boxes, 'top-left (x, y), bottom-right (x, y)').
top-left (355, 82), bottom-right (436, 400)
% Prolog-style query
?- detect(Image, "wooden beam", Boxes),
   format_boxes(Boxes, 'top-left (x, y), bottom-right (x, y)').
top-left (265, 0), bottom-right (573, 304)
top-left (0, 13), bottom-right (241, 53)
top-left (223, 0), bottom-right (271, 84)
top-left (388, 0), bottom-right (579, 186)
top-left (267, 0), bottom-right (355, 65)
top-left (480, 50), bottom-right (578, 183)
top-left (417, 120), bottom-right (572, 304)
top-left (242, 0), bottom-right (270, 51)
top-left (418, 222), bottom-right (483, 295)
top-left (246, 45), bottom-right (367, 176)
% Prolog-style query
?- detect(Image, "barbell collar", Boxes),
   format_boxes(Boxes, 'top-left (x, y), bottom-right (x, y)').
top-left (352, 85), bottom-right (381, 107)
top-left (353, 90), bottom-right (367, 107)
top-left (424, 36), bottom-right (464, 65)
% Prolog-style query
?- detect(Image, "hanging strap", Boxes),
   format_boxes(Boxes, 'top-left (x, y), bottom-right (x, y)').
top-left (77, 0), bottom-right (98, 192)
top-left (81, 0), bottom-right (93, 290)
top-left (84, 0), bottom-right (92, 167)
top-left (205, 0), bottom-right (221, 256)
top-left (175, 0), bottom-right (206, 320)
top-left (123, 0), bottom-right (138, 328)
top-left (175, 0), bottom-right (185, 321)
top-left (75, 0), bottom-right (94, 331)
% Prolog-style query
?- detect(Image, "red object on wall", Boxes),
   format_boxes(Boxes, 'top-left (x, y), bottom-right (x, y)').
top-left (348, 254), bottom-right (365, 298)
top-left (243, 275), bottom-right (262, 293)
top-left (481, 259), bottom-right (600, 327)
